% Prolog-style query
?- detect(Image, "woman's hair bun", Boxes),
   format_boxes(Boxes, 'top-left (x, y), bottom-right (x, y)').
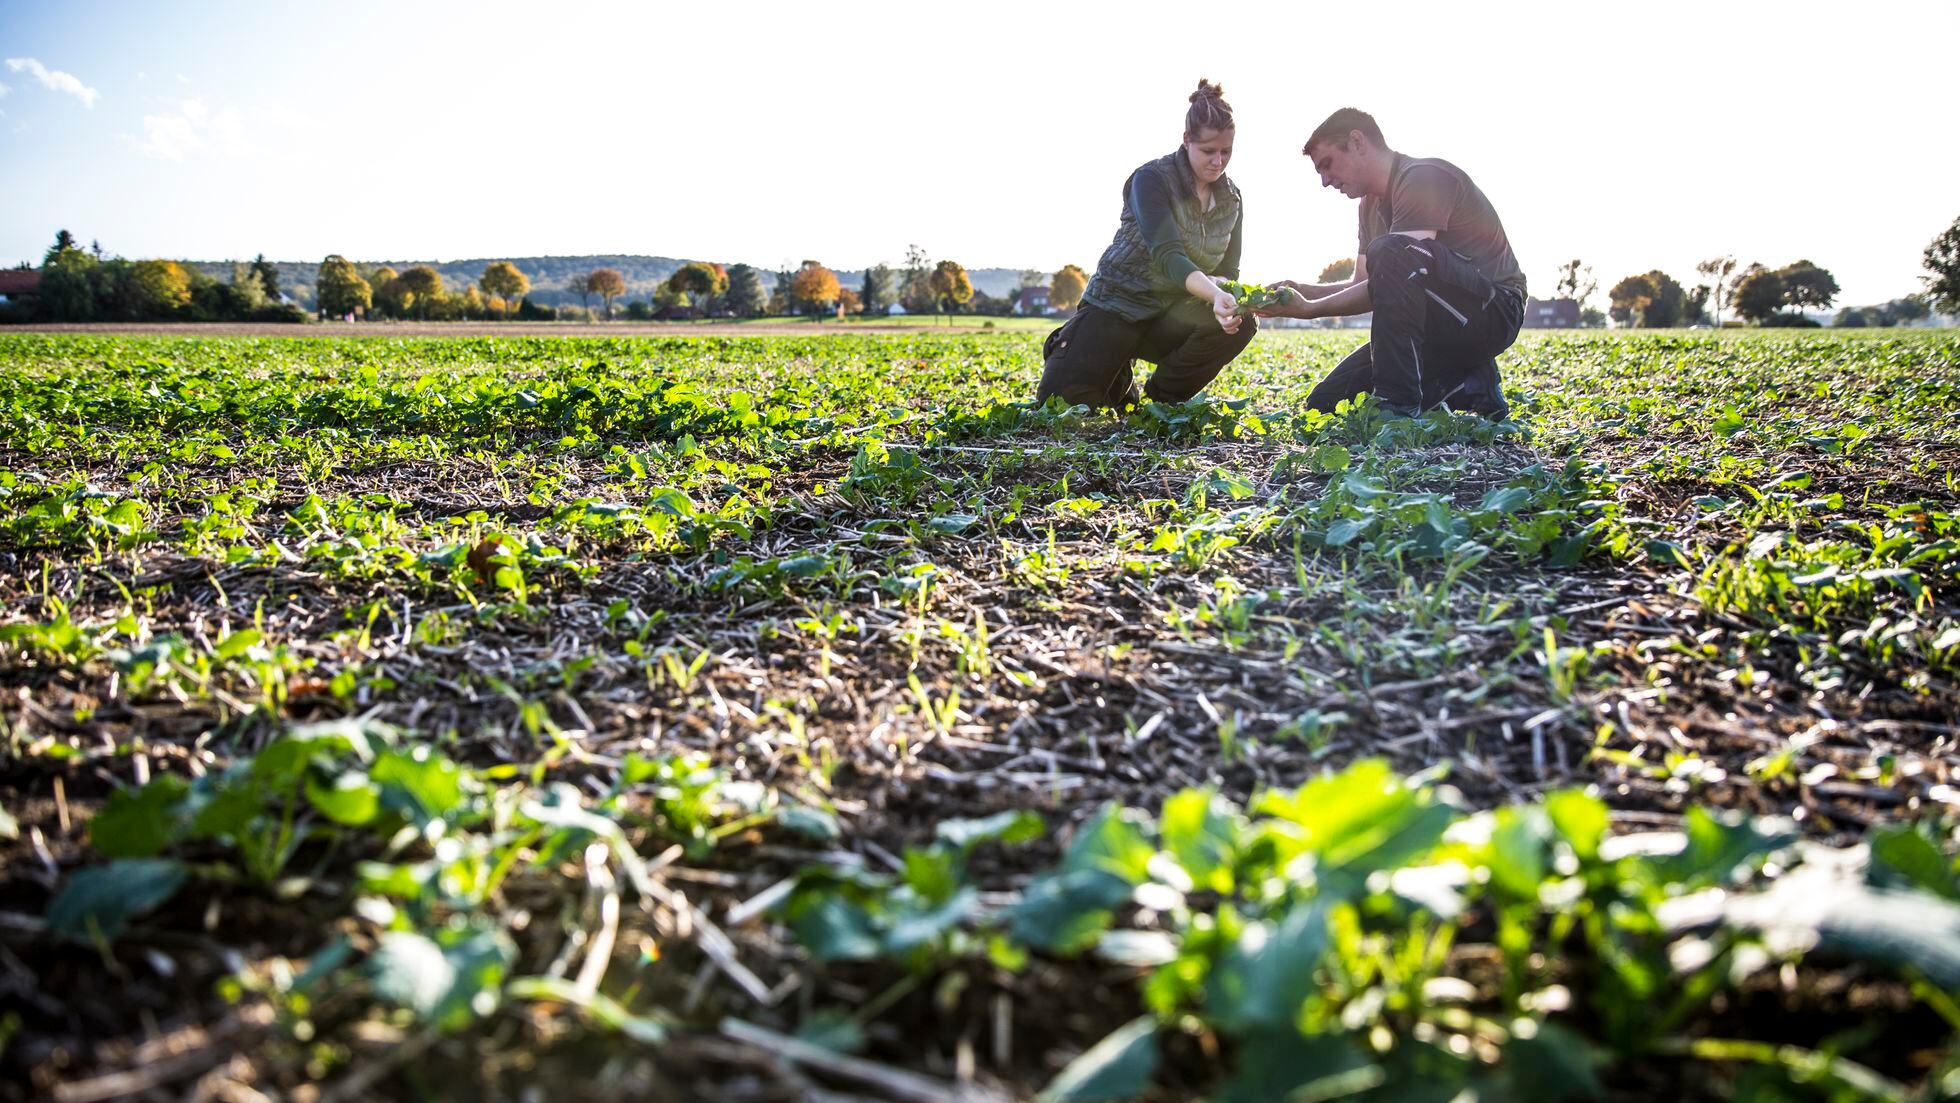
top-left (1190, 79), bottom-right (1224, 104)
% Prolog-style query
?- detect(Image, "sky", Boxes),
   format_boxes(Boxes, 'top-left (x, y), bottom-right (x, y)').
top-left (1, 0), bottom-right (1955, 308)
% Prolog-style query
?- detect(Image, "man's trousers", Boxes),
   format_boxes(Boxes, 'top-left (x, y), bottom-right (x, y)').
top-left (1307, 234), bottom-right (1523, 420)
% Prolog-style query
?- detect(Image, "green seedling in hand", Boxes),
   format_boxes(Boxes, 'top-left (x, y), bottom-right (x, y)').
top-left (1215, 279), bottom-right (1287, 316)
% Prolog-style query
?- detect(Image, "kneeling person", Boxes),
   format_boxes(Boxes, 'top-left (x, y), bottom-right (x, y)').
top-left (1262, 108), bottom-right (1525, 420)
top-left (1035, 79), bottom-right (1257, 411)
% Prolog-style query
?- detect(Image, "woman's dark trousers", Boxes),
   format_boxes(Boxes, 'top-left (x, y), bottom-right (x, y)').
top-left (1306, 233), bottom-right (1523, 419)
top-left (1035, 299), bottom-right (1257, 409)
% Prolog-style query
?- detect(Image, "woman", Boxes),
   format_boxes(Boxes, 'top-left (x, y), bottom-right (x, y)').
top-left (1034, 79), bottom-right (1255, 410)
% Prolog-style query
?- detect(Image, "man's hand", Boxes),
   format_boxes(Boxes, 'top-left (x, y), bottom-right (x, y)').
top-left (1211, 288), bottom-right (1242, 334)
top-left (1256, 286), bottom-right (1316, 319)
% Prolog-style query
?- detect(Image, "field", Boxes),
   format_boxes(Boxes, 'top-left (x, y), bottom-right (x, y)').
top-left (2, 328), bottom-right (1957, 1102)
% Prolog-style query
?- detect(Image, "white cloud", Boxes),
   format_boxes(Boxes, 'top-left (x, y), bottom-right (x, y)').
top-left (4, 58), bottom-right (99, 108)
top-left (0, 81), bottom-right (10, 97)
top-left (138, 98), bottom-right (252, 160)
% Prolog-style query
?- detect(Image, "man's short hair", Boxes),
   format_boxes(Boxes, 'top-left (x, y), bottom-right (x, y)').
top-left (1304, 108), bottom-right (1385, 155)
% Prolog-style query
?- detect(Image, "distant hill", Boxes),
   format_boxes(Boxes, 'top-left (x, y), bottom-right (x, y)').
top-left (189, 256), bottom-right (1034, 310)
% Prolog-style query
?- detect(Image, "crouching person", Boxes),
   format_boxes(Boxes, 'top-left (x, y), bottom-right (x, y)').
top-left (1034, 79), bottom-right (1257, 411)
top-left (1261, 107), bottom-right (1525, 420)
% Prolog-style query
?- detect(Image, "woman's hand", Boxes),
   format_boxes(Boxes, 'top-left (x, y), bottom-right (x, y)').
top-left (1211, 288), bottom-right (1242, 334)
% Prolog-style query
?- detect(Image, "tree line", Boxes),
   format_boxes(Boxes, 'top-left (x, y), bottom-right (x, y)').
top-left (11, 231), bottom-right (309, 324)
top-left (317, 248), bottom-right (1091, 322)
top-left (1549, 216), bottom-right (1960, 329)
top-left (604, 248), bottom-right (1089, 321)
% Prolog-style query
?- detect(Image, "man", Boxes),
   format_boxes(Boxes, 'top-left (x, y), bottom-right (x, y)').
top-left (1260, 108), bottom-right (1525, 420)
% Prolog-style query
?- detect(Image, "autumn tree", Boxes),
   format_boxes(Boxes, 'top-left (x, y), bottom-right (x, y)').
top-left (480, 262), bottom-right (529, 320)
top-left (1319, 258), bottom-right (1356, 285)
top-left (587, 268), bottom-right (626, 319)
top-left (1730, 265), bottom-right (1784, 324)
top-left (371, 267), bottom-right (406, 318)
top-left (396, 266), bottom-right (444, 320)
top-left (1695, 255), bottom-right (1737, 324)
top-left (1050, 264), bottom-right (1088, 312)
top-left (1607, 274), bottom-right (1654, 326)
top-left (838, 287), bottom-right (862, 315)
top-left (316, 255), bottom-right (372, 318)
top-left (1926, 216), bottom-right (1960, 315)
top-left (790, 260), bottom-right (841, 316)
top-left (927, 260), bottom-right (973, 323)
top-left (566, 272), bottom-right (592, 314)
top-left (724, 263), bottom-right (765, 317)
top-left (667, 262), bottom-right (728, 312)
top-left (860, 264), bottom-right (894, 315)
top-left (125, 260), bottom-right (192, 317)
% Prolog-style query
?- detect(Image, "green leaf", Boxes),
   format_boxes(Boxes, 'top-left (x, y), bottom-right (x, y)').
top-left (1481, 485), bottom-right (1534, 514)
top-left (1341, 472), bottom-right (1391, 501)
top-left (1644, 539), bottom-right (1694, 570)
top-left (777, 804), bottom-right (842, 841)
top-left (1500, 1021), bottom-right (1603, 1101)
top-left (372, 746), bottom-right (466, 824)
top-left (1216, 1031), bottom-right (1379, 1103)
top-left (780, 554), bottom-right (832, 577)
top-left (884, 887), bottom-right (978, 955)
top-left (47, 858), bottom-right (187, 942)
top-left (1325, 518), bottom-right (1370, 547)
top-left (367, 927), bottom-right (515, 1032)
top-left (213, 628), bottom-right (262, 660)
top-left (901, 846), bottom-right (962, 904)
top-left (1207, 899), bottom-right (1332, 1032)
top-left (784, 893), bottom-right (885, 962)
top-left (305, 770), bottom-right (381, 826)
top-left (88, 776), bottom-right (189, 858)
top-left (935, 809), bottom-right (1044, 852)
top-left (1545, 790), bottom-right (1609, 864)
top-left (1161, 789), bottom-right (1240, 894)
top-left (1867, 825), bottom-right (1958, 900)
top-left (1038, 1015), bottom-right (1158, 1102)
top-left (1312, 443), bottom-right (1351, 474)
top-left (1645, 806), bottom-right (1793, 889)
top-left (1489, 807), bottom-right (1552, 900)
top-left (186, 784), bottom-right (262, 840)
top-left (925, 512), bottom-right (981, 535)
top-left (1060, 804), bottom-right (1156, 884)
top-left (1721, 873), bottom-right (1960, 988)
top-left (1010, 869), bottom-right (1131, 953)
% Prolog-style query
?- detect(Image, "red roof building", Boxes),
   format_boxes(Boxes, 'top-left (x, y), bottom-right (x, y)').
top-left (0, 269), bottom-right (41, 298)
